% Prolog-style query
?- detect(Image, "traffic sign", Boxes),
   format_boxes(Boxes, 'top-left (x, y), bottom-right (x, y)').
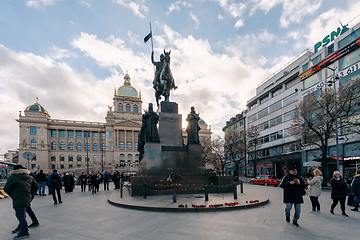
top-left (23, 152), bottom-right (34, 160)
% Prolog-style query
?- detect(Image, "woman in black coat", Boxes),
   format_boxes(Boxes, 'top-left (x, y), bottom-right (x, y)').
top-left (330, 171), bottom-right (348, 216)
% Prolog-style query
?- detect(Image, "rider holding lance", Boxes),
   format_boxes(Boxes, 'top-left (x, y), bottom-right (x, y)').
top-left (151, 51), bottom-right (164, 92)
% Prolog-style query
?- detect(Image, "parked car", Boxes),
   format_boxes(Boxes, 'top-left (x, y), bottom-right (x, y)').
top-left (249, 175), bottom-right (280, 187)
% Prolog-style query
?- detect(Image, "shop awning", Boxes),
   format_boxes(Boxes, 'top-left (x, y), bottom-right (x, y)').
top-left (303, 161), bottom-right (322, 167)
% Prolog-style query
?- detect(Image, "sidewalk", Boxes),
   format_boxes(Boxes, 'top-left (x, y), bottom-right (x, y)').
top-left (1, 183), bottom-right (359, 240)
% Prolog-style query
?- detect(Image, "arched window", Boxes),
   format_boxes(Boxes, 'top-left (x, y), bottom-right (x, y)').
top-left (118, 103), bottom-right (123, 112)
top-left (31, 139), bottom-right (37, 148)
top-left (85, 142), bottom-right (90, 151)
top-left (133, 105), bottom-right (138, 113)
top-left (77, 155), bottom-right (81, 162)
top-left (119, 142), bottom-right (125, 149)
top-left (68, 154), bottom-right (73, 162)
top-left (51, 141), bottom-right (57, 150)
top-left (77, 142), bottom-right (82, 150)
top-left (135, 142), bottom-right (138, 150)
top-left (109, 143), bottom-right (113, 150)
top-left (93, 143), bottom-right (98, 151)
top-left (68, 142), bottom-right (74, 150)
top-left (60, 154), bottom-right (65, 161)
top-left (135, 154), bottom-right (139, 165)
top-left (126, 104), bottom-right (131, 112)
top-left (60, 142), bottom-right (66, 150)
top-left (101, 143), bottom-right (106, 151)
top-left (120, 154), bottom-right (125, 166)
top-left (51, 154), bottom-right (56, 161)
top-left (127, 154), bottom-right (132, 162)
top-left (127, 142), bottom-right (132, 150)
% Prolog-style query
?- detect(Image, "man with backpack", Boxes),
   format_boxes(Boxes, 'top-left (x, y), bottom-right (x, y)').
top-left (49, 169), bottom-right (62, 204)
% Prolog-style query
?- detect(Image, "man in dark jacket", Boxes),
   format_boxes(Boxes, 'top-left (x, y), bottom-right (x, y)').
top-left (4, 164), bottom-right (39, 239)
top-left (280, 166), bottom-right (306, 227)
top-left (79, 172), bottom-right (87, 192)
top-left (49, 169), bottom-right (62, 204)
top-left (350, 170), bottom-right (360, 211)
top-left (103, 171), bottom-right (111, 191)
top-left (35, 169), bottom-right (47, 196)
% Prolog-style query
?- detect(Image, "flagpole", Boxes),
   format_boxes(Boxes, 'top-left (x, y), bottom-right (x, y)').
top-left (150, 22), bottom-right (154, 53)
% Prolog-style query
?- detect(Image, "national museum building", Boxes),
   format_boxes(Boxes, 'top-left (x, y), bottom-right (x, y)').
top-left (17, 73), bottom-right (212, 172)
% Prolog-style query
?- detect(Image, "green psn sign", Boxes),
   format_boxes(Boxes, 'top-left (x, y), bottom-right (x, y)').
top-left (314, 25), bottom-right (349, 53)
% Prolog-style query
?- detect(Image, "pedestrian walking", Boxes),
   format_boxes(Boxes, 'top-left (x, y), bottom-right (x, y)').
top-left (308, 168), bottom-right (323, 213)
top-left (49, 169), bottom-right (62, 204)
top-left (113, 171), bottom-right (120, 189)
top-left (11, 205), bottom-right (40, 235)
top-left (62, 173), bottom-right (72, 193)
top-left (87, 173), bottom-right (92, 191)
top-left (4, 164), bottom-right (39, 239)
top-left (103, 171), bottom-right (111, 191)
top-left (35, 170), bottom-right (47, 196)
top-left (350, 170), bottom-right (360, 212)
top-left (79, 172), bottom-right (87, 192)
top-left (280, 166), bottom-right (306, 227)
top-left (90, 172), bottom-right (99, 194)
top-left (47, 171), bottom-right (52, 195)
top-left (330, 171), bottom-right (348, 216)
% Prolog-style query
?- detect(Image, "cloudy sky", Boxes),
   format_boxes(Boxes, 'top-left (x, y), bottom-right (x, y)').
top-left (1, 0), bottom-right (360, 153)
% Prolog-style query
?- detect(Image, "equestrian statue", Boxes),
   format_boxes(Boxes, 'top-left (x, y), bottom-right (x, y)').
top-left (151, 50), bottom-right (177, 106)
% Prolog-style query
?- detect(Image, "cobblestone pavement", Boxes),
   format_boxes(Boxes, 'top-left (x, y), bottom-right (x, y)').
top-left (1, 183), bottom-right (359, 240)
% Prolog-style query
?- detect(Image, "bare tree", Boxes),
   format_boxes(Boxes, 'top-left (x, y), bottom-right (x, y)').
top-left (293, 77), bottom-right (360, 185)
top-left (210, 135), bottom-right (226, 176)
top-left (223, 130), bottom-right (246, 177)
top-left (201, 137), bottom-right (216, 168)
top-left (246, 125), bottom-right (261, 177)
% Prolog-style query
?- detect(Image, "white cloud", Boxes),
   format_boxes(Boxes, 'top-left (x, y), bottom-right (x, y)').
top-left (0, 44), bottom-right (117, 152)
top-left (26, 0), bottom-right (59, 9)
top-left (166, 1), bottom-right (192, 14)
top-left (78, 0), bottom-right (92, 7)
top-left (114, 0), bottom-right (148, 18)
top-left (217, 0), bottom-right (246, 28)
top-left (45, 46), bottom-right (77, 60)
top-left (250, 0), bottom-right (323, 28)
top-left (190, 12), bottom-right (200, 30)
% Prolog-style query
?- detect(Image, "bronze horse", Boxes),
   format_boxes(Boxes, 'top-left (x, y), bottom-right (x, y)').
top-left (155, 50), bottom-right (176, 106)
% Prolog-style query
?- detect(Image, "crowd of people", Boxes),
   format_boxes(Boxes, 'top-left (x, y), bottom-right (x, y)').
top-left (280, 166), bottom-right (360, 227)
top-left (3, 165), bottom-right (128, 239)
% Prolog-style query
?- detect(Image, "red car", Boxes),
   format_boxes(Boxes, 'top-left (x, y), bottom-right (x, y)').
top-left (249, 175), bottom-right (280, 187)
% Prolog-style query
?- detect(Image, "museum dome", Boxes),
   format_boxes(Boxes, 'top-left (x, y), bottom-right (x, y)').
top-left (117, 72), bottom-right (139, 98)
top-left (24, 98), bottom-right (50, 116)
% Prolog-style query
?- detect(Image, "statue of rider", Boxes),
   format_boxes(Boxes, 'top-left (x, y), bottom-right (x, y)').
top-left (151, 51), bottom-right (164, 91)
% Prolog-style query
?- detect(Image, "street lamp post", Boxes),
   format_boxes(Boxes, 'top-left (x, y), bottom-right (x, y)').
top-left (85, 132), bottom-right (90, 175)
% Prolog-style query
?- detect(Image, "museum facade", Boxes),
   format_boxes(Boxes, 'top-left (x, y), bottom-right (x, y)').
top-left (17, 73), bottom-right (212, 173)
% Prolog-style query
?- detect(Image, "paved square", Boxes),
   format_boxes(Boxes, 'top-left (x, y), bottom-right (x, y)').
top-left (1, 183), bottom-right (359, 239)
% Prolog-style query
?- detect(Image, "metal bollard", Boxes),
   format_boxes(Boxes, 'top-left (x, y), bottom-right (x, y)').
top-left (173, 184), bottom-right (177, 203)
top-left (233, 184), bottom-right (237, 200)
top-left (120, 182), bottom-right (123, 198)
top-left (240, 181), bottom-right (243, 193)
top-left (143, 183), bottom-right (147, 199)
top-left (205, 185), bottom-right (209, 201)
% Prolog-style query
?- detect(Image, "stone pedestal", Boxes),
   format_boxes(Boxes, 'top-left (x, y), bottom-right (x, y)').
top-left (133, 101), bottom-right (232, 196)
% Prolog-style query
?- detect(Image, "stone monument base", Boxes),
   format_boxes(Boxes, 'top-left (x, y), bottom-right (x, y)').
top-left (131, 174), bottom-right (234, 197)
